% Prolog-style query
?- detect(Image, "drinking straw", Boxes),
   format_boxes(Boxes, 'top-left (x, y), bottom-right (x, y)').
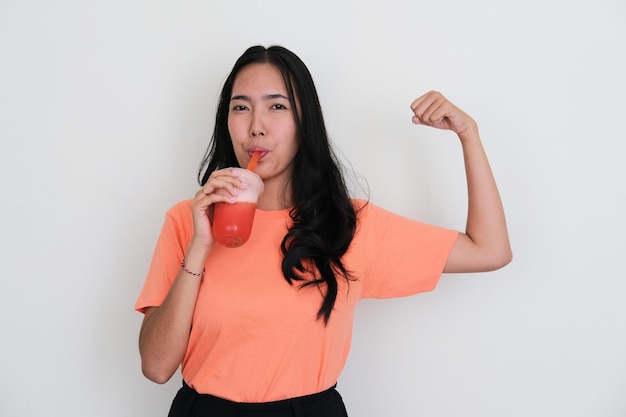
top-left (247, 151), bottom-right (261, 171)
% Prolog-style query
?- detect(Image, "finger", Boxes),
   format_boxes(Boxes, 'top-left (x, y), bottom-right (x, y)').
top-left (195, 187), bottom-right (209, 199)
top-left (410, 90), bottom-right (433, 111)
top-left (195, 185), bottom-right (238, 202)
top-left (201, 174), bottom-right (248, 197)
top-left (423, 100), bottom-right (450, 126)
top-left (410, 91), bottom-right (441, 122)
top-left (413, 97), bottom-right (445, 126)
top-left (193, 188), bottom-right (237, 207)
top-left (410, 90), bottom-right (442, 111)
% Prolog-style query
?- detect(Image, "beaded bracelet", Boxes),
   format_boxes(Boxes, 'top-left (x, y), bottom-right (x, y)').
top-left (180, 258), bottom-right (204, 278)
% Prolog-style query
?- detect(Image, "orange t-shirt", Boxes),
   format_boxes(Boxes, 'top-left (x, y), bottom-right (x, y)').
top-left (135, 199), bottom-right (458, 402)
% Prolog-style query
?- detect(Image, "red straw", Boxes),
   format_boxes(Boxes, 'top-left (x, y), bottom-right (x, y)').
top-left (247, 151), bottom-right (261, 171)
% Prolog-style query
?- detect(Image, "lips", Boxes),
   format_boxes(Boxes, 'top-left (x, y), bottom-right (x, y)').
top-left (248, 147), bottom-right (269, 158)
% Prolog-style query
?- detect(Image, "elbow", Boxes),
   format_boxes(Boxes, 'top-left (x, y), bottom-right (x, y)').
top-left (141, 360), bottom-right (177, 385)
top-left (500, 242), bottom-right (514, 268)
top-left (486, 246), bottom-right (513, 271)
top-left (447, 233), bottom-right (512, 273)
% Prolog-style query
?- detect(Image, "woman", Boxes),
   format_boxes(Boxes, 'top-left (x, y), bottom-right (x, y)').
top-left (135, 45), bottom-right (512, 416)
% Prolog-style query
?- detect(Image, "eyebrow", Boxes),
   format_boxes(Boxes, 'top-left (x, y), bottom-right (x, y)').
top-left (230, 94), bottom-right (290, 101)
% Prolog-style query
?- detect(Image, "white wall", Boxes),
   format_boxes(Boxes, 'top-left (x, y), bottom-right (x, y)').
top-left (1, 1), bottom-right (625, 416)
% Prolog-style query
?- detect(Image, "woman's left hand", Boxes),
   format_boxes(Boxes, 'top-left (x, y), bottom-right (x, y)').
top-left (410, 91), bottom-right (477, 137)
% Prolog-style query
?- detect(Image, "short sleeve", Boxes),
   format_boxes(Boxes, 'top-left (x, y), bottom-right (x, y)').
top-left (134, 200), bottom-right (194, 313)
top-left (355, 201), bottom-right (459, 299)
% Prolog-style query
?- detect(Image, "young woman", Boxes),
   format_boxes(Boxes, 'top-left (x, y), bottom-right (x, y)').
top-left (135, 45), bottom-right (512, 417)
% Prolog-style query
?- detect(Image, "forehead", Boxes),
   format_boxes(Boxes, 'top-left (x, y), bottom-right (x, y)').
top-left (231, 63), bottom-right (287, 94)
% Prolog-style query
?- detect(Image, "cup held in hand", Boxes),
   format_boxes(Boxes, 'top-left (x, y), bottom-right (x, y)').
top-left (212, 168), bottom-right (264, 248)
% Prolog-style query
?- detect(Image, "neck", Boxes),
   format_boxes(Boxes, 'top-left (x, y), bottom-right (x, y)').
top-left (256, 180), bottom-right (293, 211)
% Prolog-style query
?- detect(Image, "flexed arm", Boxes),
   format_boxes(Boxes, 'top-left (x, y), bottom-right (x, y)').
top-left (411, 91), bottom-right (512, 272)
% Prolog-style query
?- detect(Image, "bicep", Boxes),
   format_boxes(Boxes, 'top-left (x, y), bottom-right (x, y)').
top-left (443, 233), bottom-right (508, 273)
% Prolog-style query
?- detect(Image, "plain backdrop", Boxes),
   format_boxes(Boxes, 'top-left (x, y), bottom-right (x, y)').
top-left (1, 1), bottom-right (625, 416)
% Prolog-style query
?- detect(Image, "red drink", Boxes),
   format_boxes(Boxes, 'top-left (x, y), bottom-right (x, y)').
top-left (212, 201), bottom-right (257, 248)
top-left (210, 167), bottom-right (263, 248)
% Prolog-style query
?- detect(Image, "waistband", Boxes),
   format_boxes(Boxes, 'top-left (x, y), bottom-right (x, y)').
top-left (172, 380), bottom-right (344, 417)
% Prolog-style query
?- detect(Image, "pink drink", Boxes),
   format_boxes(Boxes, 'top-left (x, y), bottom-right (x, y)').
top-left (211, 168), bottom-right (263, 248)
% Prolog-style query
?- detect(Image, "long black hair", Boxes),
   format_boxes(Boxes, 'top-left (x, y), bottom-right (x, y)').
top-left (198, 45), bottom-right (358, 323)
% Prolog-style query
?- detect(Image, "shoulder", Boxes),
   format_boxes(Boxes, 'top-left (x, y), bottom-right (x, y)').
top-left (350, 198), bottom-right (370, 215)
top-left (350, 198), bottom-right (457, 241)
top-left (350, 198), bottom-right (391, 223)
top-left (165, 199), bottom-right (193, 218)
top-left (160, 199), bottom-right (194, 233)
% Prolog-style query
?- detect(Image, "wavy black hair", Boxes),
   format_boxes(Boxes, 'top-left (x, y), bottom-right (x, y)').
top-left (198, 45), bottom-right (358, 323)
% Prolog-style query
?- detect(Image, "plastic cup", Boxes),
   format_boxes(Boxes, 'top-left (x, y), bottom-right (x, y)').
top-left (212, 168), bottom-right (264, 248)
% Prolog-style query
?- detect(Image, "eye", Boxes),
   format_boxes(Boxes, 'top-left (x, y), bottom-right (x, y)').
top-left (271, 103), bottom-right (288, 110)
top-left (232, 105), bottom-right (248, 111)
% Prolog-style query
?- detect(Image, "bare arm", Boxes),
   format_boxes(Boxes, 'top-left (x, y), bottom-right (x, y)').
top-left (138, 169), bottom-right (247, 383)
top-left (138, 244), bottom-right (208, 383)
top-left (410, 91), bottom-right (512, 273)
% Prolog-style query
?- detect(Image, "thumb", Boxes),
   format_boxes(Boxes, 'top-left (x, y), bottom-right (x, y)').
top-left (412, 115), bottom-right (423, 125)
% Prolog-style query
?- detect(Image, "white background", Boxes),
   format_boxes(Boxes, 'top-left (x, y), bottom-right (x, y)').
top-left (1, 1), bottom-right (625, 416)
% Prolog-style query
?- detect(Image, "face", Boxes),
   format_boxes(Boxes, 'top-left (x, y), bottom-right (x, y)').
top-left (228, 63), bottom-right (299, 191)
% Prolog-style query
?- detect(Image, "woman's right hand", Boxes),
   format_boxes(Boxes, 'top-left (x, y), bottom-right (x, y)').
top-left (191, 168), bottom-right (248, 247)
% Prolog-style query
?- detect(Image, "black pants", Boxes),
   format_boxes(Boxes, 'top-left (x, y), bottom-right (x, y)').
top-left (168, 380), bottom-right (349, 417)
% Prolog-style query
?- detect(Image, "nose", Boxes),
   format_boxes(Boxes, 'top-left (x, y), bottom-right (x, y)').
top-left (250, 111), bottom-right (265, 137)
